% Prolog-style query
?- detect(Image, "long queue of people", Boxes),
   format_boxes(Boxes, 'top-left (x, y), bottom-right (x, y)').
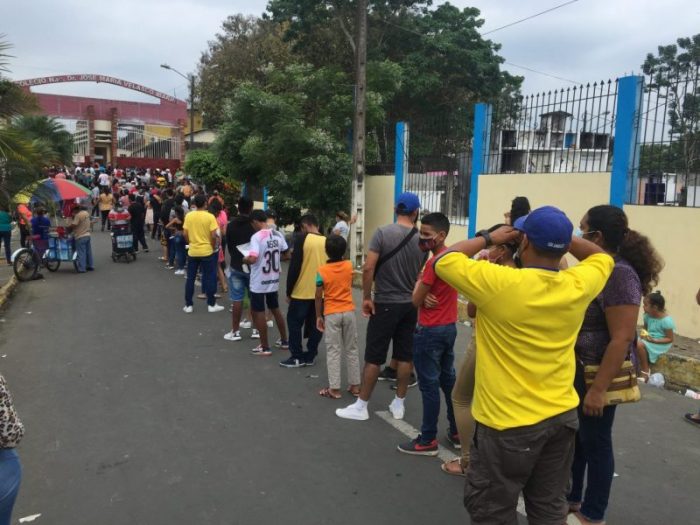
top-left (3, 164), bottom-right (693, 525)
top-left (212, 190), bottom-right (675, 525)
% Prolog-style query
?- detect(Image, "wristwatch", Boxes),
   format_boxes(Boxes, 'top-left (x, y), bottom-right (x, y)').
top-left (475, 229), bottom-right (493, 248)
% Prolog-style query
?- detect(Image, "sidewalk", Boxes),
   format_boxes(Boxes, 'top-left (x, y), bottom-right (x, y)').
top-left (0, 227), bottom-right (20, 308)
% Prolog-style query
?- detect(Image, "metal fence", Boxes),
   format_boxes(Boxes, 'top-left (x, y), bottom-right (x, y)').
top-left (117, 123), bottom-right (182, 160)
top-left (402, 114), bottom-right (472, 226)
top-left (484, 81), bottom-right (618, 174)
top-left (630, 72), bottom-right (700, 207)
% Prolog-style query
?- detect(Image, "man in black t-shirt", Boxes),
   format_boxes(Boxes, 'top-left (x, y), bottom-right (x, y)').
top-left (223, 196), bottom-right (256, 342)
top-left (127, 194), bottom-right (148, 252)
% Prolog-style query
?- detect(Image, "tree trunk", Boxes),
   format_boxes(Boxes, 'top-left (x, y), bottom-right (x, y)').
top-left (349, 0), bottom-right (367, 268)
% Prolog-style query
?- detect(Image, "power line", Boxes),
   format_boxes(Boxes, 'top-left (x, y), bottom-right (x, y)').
top-left (504, 61), bottom-right (580, 85)
top-left (482, 0), bottom-right (581, 36)
top-left (379, 18), bottom-right (581, 87)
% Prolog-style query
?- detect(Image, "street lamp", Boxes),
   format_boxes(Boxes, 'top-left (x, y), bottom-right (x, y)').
top-left (161, 63), bottom-right (195, 151)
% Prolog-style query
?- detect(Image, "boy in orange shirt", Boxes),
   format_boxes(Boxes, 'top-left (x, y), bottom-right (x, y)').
top-left (315, 235), bottom-right (361, 399)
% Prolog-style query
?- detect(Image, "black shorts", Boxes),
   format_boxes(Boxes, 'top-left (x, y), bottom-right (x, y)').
top-left (250, 291), bottom-right (279, 313)
top-left (365, 302), bottom-right (417, 365)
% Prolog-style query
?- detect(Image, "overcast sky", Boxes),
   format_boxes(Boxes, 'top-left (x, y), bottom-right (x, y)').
top-left (3, 0), bottom-right (699, 104)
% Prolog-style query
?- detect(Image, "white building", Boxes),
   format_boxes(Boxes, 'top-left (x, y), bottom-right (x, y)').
top-left (491, 111), bottom-right (612, 174)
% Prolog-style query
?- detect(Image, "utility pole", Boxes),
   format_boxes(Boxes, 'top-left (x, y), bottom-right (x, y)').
top-left (189, 73), bottom-right (195, 151)
top-left (350, 0), bottom-right (368, 269)
top-left (160, 63), bottom-right (196, 152)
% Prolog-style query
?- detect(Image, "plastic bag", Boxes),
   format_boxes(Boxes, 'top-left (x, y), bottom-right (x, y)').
top-left (648, 373), bottom-right (665, 388)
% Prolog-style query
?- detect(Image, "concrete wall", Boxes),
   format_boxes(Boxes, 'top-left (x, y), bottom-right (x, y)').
top-left (475, 172), bottom-right (612, 231)
top-left (364, 175), bottom-right (395, 249)
top-left (624, 205), bottom-right (700, 338)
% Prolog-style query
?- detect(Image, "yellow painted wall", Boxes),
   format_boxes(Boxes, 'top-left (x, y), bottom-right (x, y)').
top-left (145, 124), bottom-right (175, 138)
top-left (624, 206), bottom-right (700, 338)
top-left (446, 224), bottom-right (468, 246)
top-left (364, 176), bottom-right (395, 251)
top-left (476, 172), bottom-right (611, 231)
top-left (364, 176), bottom-right (470, 249)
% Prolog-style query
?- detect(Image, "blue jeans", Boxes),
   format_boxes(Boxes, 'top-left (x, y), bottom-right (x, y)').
top-left (185, 253), bottom-right (217, 307)
top-left (0, 449), bottom-right (21, 525)
top-left (75, 236), bottom-right (93, 272)
top-left (287, 299), bottom-right (321, 362)
top-left (0, 231), bottom-right (11, 263)
top-left (169, 234), bottom-right (186, 269)
top-left (227, 270), bottom-right (249, 302)
top-left (413, 323), bottom-right (458, 442)
top-left (568, 365), bottom-right (617, 522)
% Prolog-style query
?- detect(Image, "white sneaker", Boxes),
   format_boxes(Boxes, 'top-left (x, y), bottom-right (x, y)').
top-left (208, 304), bottom-right (225, 313)
top-left (389, 399), bottom-right (405, 420)
top-left (267, 320), bottom-right (274, 328)
top-left (240, 320), bottom-right (252, 329)
top-left (174, 269), bottom-right (185, 275)
top-left (183, 305), bottom-right (193, 313)
top-left (223, 330), bottom-right (242, 341)
top-left (336, 403), bottom-right (369, 421)
top-left (251, 329), bottom-right (260, 339)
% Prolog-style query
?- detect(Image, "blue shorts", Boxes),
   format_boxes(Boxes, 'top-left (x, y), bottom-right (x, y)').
top-left (228, 270), bottom-right (250, 302)
top-left (250, 291), bottom-right (279, 313)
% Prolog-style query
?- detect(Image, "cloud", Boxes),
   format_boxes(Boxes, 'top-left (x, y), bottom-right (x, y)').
top-left (3, 0), bottom-right (699, 103)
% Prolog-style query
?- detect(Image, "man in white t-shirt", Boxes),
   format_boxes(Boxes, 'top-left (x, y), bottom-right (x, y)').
top-left (241, 210), bottom-right (290, 356)
top-left (97, 171), bottom-right (110, 187)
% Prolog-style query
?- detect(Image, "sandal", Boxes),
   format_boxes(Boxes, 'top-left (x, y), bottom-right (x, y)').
top-left (319, 387), bottom-right (342, 399)
top-left (347, 386), bottom-right (360, 397)
top-left (637, 370), bottom-right (650, 383)
top-left (684, 413), bottom-right (700, 427)
top-left (440, 458), bottom-right (466, 477)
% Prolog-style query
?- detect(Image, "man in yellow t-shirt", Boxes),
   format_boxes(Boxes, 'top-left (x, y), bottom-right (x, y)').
top-left (182, 194), bottom-right (224, 313)
top-left (280, 214), bottom-right (326, 368)
top-left (433, 206), bottom-right (613, 525)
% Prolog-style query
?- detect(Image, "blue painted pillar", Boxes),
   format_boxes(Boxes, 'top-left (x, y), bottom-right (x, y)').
top-left (394, 121), bottom-right (409, 205)
top-left (610, 75), bottom-right (644, 208)
top-left (263, 187), bottom-right (269, 210)
top-left (468, 103), bottom-right (493, 238)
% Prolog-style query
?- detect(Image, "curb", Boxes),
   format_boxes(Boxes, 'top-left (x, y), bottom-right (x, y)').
top-left (0, 275), bottom-right (18, 310)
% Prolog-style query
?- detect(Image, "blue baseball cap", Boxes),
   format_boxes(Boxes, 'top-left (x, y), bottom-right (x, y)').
top-left (395, 192), bottom-right (421, 213)
top-left (513, 206), bottom-right (573, 253)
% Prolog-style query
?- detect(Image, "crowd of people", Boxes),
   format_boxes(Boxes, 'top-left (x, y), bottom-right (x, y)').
top-left (3, 161), bottom-right (700, 525)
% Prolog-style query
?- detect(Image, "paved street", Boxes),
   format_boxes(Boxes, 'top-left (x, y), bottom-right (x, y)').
top-left (1, 231), bottom-right (699, 524)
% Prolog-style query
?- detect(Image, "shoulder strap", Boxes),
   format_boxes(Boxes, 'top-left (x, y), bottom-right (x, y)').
top-left (374, 227), bottom-right (418, 278)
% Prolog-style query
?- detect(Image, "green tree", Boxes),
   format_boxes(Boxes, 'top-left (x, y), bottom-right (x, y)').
top-left (642, 34), bottom-right (700, 181)
top-left (11, 115), bottom-right (73, 166)
top-left (0, 36), bottom-right (45, 206)
top-left (184, 148), bottom-right (231, 190)
top-left (198, 15), bottom-right (295, 128)
top-left (215, 64), bottom-right (365, 226)
top-left (267, 1), bottom-right (521, 165)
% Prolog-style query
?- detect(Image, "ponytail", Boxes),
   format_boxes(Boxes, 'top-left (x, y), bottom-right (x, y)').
top-left (618, 229), bottom-right (664, 295)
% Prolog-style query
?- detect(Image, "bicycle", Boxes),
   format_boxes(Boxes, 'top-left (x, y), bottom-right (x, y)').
top-left (12, 229), bottom-right (78, 282)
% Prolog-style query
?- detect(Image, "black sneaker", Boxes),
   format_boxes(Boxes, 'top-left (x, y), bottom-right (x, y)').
top-left (390, 373), bottom-right (418, 390)
top-left (279, 357), bottom-right (306, 368)
top-left (446, 432), bottom-right (461, 450)
top-left (397, 436), bottom-right (438, 456)
top-left (378, 367), bottom-right (397, 382)
top-left (303, 358), bottom-right (316, 367)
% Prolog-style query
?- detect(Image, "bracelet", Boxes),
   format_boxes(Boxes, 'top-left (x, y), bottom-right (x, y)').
top-left (475, 229), bottom-right (492, 248)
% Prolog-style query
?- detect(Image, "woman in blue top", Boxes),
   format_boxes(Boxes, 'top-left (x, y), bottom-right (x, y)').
top-left (636, 290), bottom-right (675, 381)
top-left (30, 207), bottom-right (51, 240)
top-left (0, 205), bottom-right (13, 264)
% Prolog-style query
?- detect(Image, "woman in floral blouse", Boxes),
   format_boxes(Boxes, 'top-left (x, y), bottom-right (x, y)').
top-left (0, 373), bottom-right (23, 525)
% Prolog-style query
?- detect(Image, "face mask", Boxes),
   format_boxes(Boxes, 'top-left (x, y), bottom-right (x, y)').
top-left (418, 237), bottom-right (437, 252)
top-left (574, 228), bottom-right (584, 238)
